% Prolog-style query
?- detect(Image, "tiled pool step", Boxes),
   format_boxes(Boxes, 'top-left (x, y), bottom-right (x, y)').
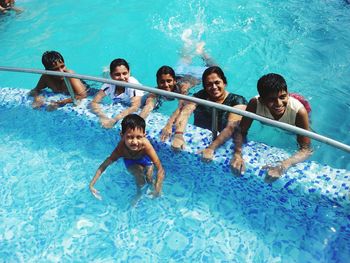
top-left (1, 87), bottom-right (349, 207)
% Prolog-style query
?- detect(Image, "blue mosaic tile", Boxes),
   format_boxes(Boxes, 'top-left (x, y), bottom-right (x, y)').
top-left (1, 87), bottom-right (350, 207)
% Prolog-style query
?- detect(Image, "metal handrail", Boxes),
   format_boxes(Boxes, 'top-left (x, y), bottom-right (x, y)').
top-left (1, 65), bottom-right (350, 153)
top-left (211, 108), bottom-right (218, 141)
top-left (63, 77), bottom-right (77, 105)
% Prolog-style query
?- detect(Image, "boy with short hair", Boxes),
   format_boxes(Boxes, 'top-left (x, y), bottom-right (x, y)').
top-left (29, 51), bottom-right (87, 110)
top-left (231, 73), bottom-right (312, 183)
top-left (89, 114), bottom-right (165, 202)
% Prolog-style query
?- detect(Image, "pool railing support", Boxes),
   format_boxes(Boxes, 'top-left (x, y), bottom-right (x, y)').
top-left (1, 66), bottom-right (350, 154)
top-left (63, 77), bottom-right (77, 106)
top-left (211, 108), bottom-right (218, 141)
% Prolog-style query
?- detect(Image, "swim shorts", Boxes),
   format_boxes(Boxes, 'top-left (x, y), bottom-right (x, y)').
top-left (123, 155), bottom-right (153, 169)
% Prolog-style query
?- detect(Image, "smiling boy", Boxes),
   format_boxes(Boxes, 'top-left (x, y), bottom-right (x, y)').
top-left (231, 73), bottom-right (312, 183)
top-left (89, 114), bottom-right (165, 203)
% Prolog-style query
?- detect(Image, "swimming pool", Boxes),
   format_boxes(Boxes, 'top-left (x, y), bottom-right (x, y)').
top-left (1, 0), bottom-right (349, 169)
top-left (1, 0), bottom-right (350, 261)
top-left (0, 88), bottom-right (349, 261)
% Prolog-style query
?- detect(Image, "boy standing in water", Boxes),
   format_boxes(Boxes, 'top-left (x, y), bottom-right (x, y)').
top-left (89, 114), bottom-right (165, 202)
top-left (29, 51), bottom-right (87, 110)
top-left (231, 73), bottom-right (312, 183)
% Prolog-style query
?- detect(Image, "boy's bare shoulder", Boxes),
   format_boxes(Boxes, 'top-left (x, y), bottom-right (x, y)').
top-left (141, 138), bottom-right (155, 152)
top-left (37, 74), bottom-right (51, 85)
top-left (143, 137), bottom-right (153, 146)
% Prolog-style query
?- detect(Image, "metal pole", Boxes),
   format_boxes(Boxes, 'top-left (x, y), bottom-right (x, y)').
top-left (1, 65), bottom-right (350, 153)
top-left (211, 108), bottom-right (218, 141)
top-left (63, 77), bottom-right (77, 106)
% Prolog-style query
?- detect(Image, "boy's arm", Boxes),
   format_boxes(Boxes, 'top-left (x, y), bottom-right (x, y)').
top-left (89, 148), bottom-right (120, 199)
top-left (48, 96), bottom-right (81, 110)
top-left (9, 5), bottom-right (23, 13)
top-left (139, 94), bottom-right (156, 119)
top-left (288, 107), bottom-right (312, 166)
top-left (89, 157), bottom-right (113, 200)
top-left (265, 107), bottom-right (312, 182)
top-left (199, 104), bottom-right (246, 161)
top-left (145, 141), bottom-right (165, 196)
top-left (50, 70), bottom-right (87, 107)
top-left (29, 75), bottom-right (48, 108)
top-left (67, 70), bottom-right (87, 99)
top-left (7, 0), bottom-right (23, 13)
top-left (231, 99), bottom-right (256, 176)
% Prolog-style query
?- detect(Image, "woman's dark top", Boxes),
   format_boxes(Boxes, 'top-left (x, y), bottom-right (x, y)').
top-left (193, 89), bottom-right (247, 131)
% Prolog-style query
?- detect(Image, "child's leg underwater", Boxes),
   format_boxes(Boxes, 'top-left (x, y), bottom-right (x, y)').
top-left (128, 164), bottom-right (154, 207)
top-left (127, 164), bottom-right (154, 192)
top-left (145, 165), bottom-right (154, 185)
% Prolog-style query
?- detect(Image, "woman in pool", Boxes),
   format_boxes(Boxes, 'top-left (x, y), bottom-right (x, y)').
top-left (231, 73), bottom-right (312, 183)
top-left (140, 40), bottom-right (217, 142)
top-left (91, 58), bottom-right (145, 129)
top-left (172, 66), bottom-right (247, 161)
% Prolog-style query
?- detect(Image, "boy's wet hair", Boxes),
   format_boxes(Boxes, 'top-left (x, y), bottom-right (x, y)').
top-left (156, 66), bottom-right (176, 82)
top-left (202, 66), bottom-right (227, 88)
top-left (110, 58), bottom-right (129, 73)
top-left (121, 114), bottom-right (146, 134)
top-left (257, 73), bottom-right (288, 99)
top-left (42, 51), bottom-right (64, 70)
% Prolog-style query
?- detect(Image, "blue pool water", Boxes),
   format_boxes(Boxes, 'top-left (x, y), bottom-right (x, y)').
top-left (1, 0), bottom-right (350, 261)
top-left (1, 88), bottom-right (350, 262)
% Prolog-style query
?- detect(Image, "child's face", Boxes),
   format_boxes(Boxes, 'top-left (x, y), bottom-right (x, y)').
top-left (262, 90), bottom-right (289, 119)
top-left (110, 65), bottom-right (130, 82)
top-left (204, 73), bottom-right (227, 101)
top-left (157, 74), bottom-right (176, 92)
top-left (123, 127), bottom-right (145, 152)
top-left (49, 60), bottom-right (66, 80)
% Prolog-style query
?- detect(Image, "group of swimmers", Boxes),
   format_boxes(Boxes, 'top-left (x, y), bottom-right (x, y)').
top-left (28, 41), bottom-right (312, 202)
